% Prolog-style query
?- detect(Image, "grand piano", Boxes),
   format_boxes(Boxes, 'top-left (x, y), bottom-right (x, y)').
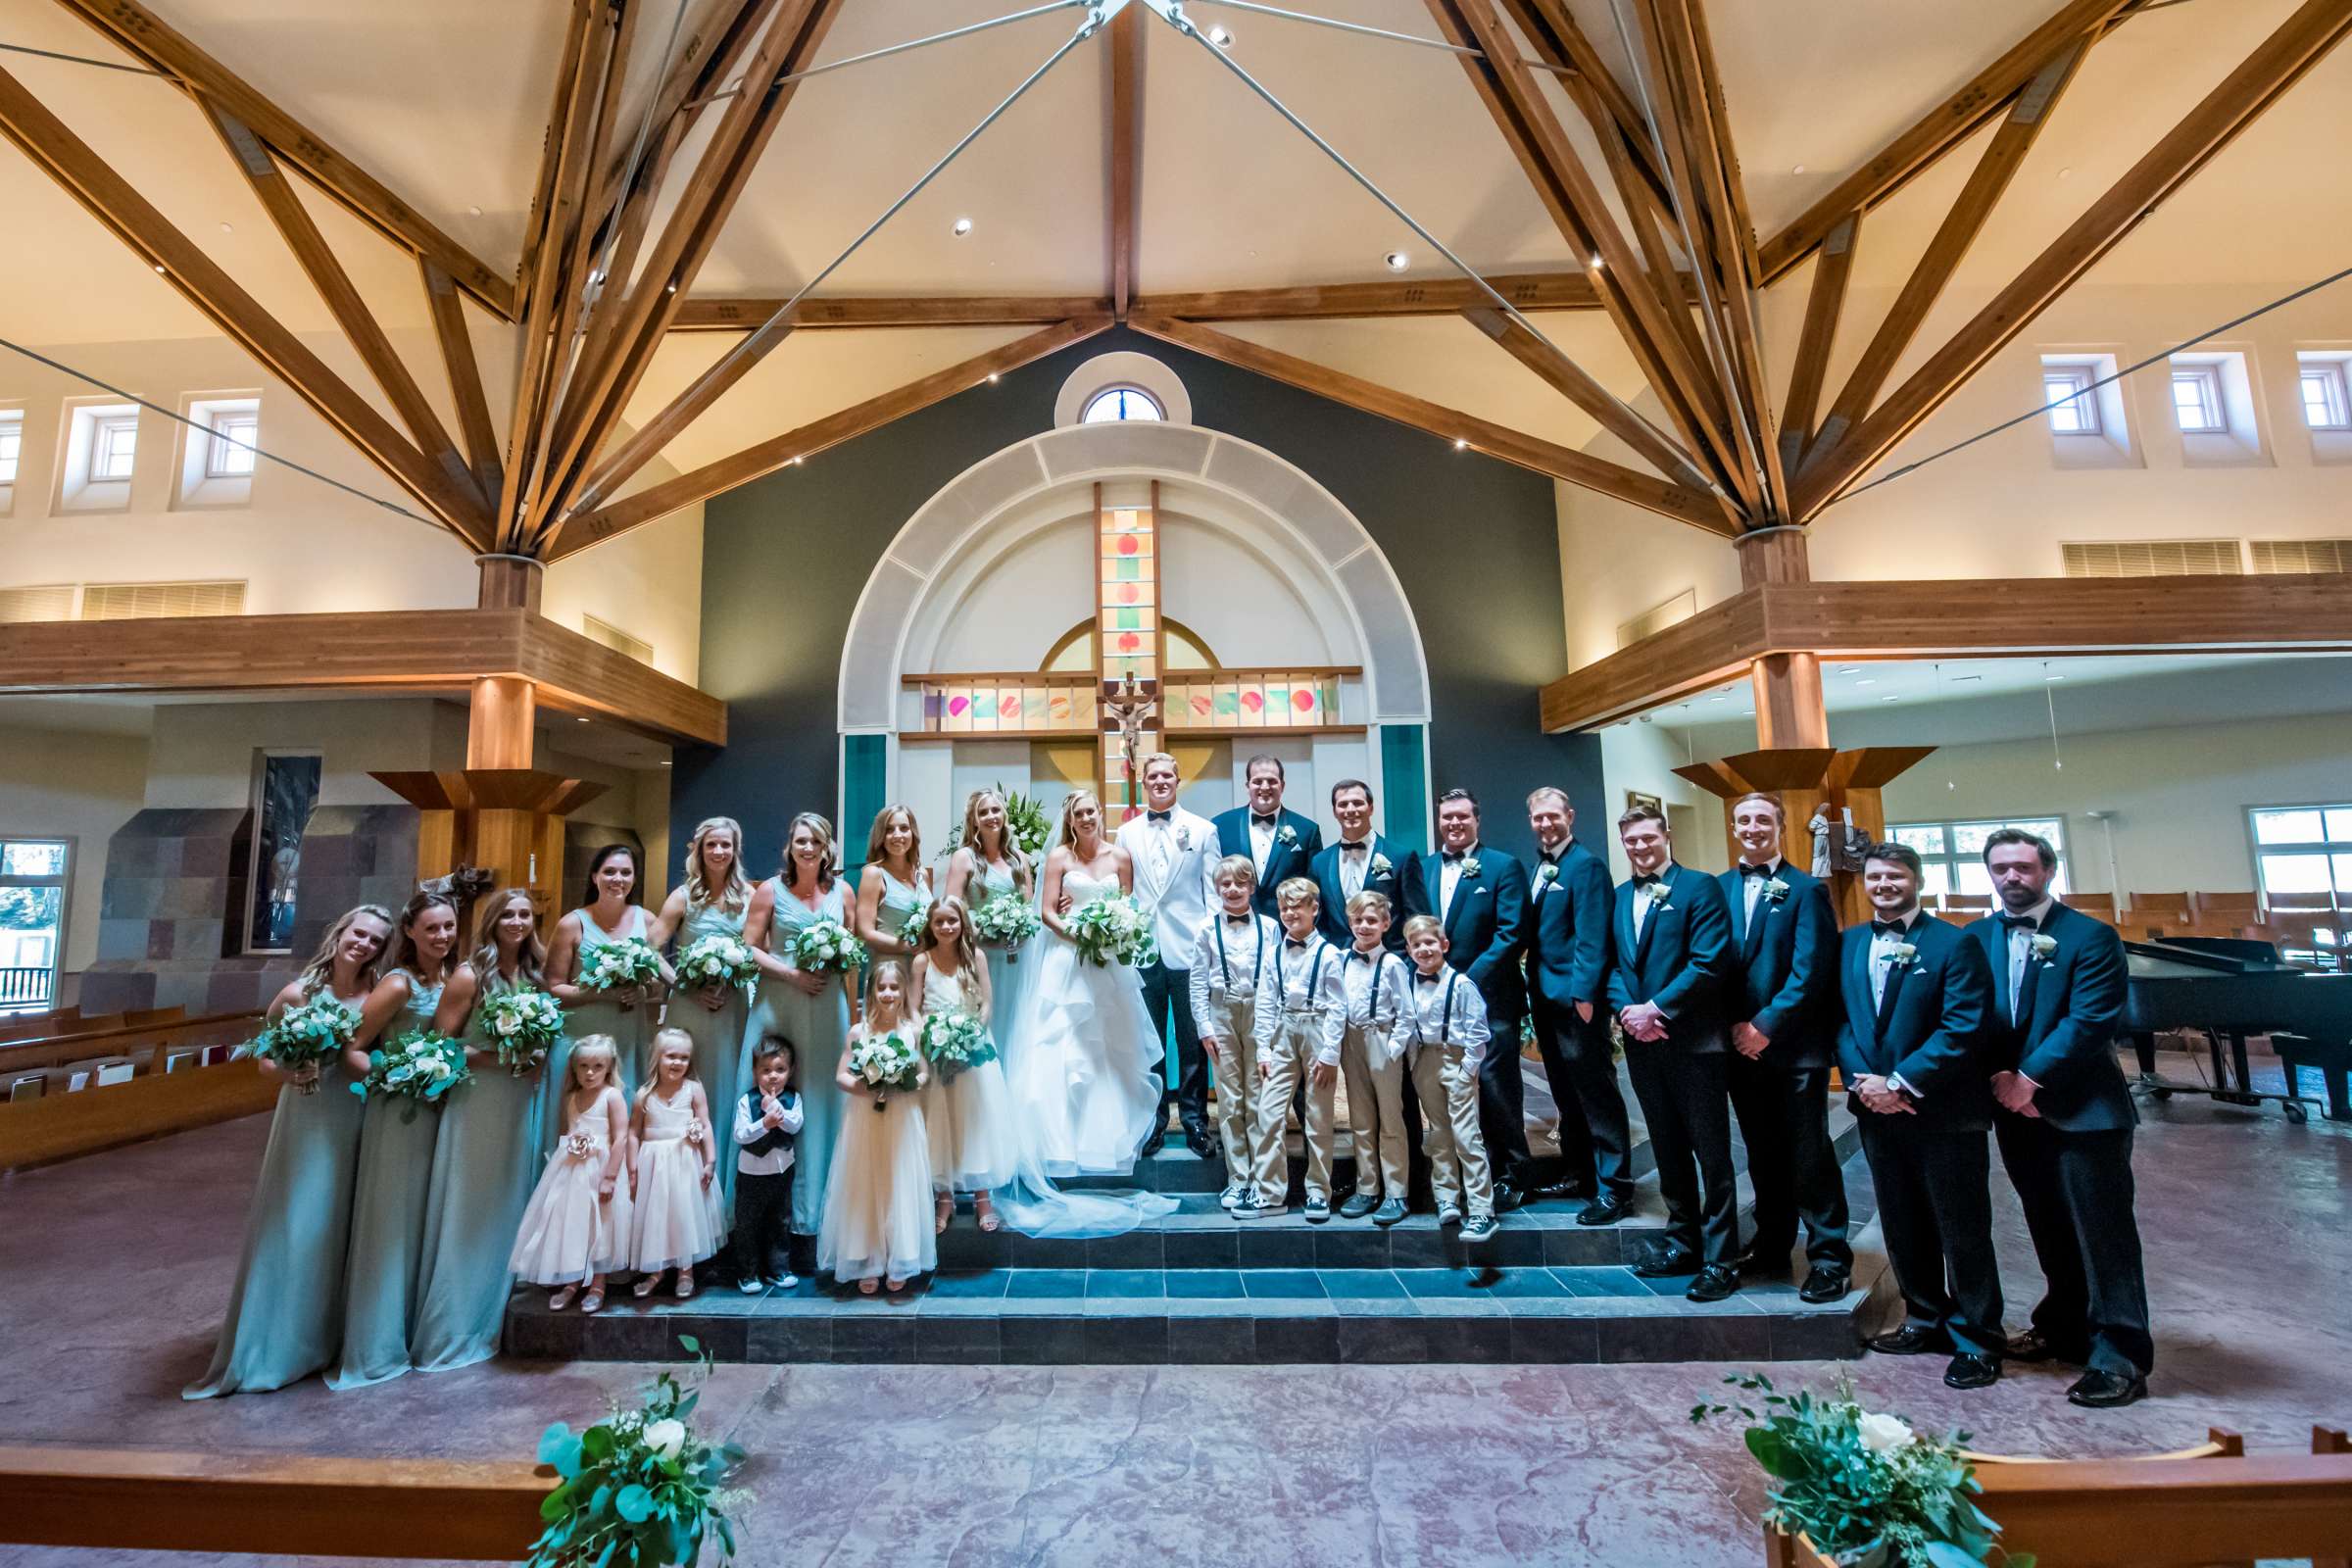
top-left (2125, 936), bottom-right (2352, 1123)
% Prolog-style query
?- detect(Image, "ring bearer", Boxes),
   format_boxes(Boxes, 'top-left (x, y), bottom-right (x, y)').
top-left (1189, 856), bottom-right (1282, 1217)
top-left (1398, 914), bottom-right (1496, 1242)
top-left (1336, 890), bottom-right (1412, 1226)
top-left (1250, 878), bottom-right (1347, 1223)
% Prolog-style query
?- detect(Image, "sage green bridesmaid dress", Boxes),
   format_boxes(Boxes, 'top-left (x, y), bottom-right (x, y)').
top-left (326, 971), bottom-right (445, 1391)
top-left (182, 984), bottom-right (368, 1398)
top-left (410, 970), bottom-right (546, 1373)
top-left (668, 897), bottom-right (753, 1215)
top-left (743, 878), bottom-right (853, 1237)
top-left (550, 903), bottom-right (654, 1125)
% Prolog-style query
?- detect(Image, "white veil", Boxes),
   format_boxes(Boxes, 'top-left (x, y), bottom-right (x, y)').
top-left (988, 806), bottom-right (1178, 1239)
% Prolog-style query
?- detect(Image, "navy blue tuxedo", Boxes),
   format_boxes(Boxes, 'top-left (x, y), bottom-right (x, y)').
top-left (1214, 806), bottom-right (1324, 917)
top-left (1607, 864), bottom-right (1738, 1263)
top-left (1523, 838), bottom-right (1630, 1197)
top-left (1838, 908), bottom-right (2004, 1356)
top-left (1308, 835), bottom-right (1415, 951)
top-left (1968, 901), bottom-right (2150, 1378)
top-left (1718, 858), bottom-right (1849, 1271)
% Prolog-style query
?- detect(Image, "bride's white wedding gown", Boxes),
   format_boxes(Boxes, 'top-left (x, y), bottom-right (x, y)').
top-left (1004, 866), bottom-right (1164, 1177)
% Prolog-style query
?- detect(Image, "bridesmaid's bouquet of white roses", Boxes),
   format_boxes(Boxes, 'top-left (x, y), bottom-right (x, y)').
top-left (847, 1028), bottom-right (921, 1111)
top-left (480, 986), bottom-right (564, 1074)
top-left (1066, 894), bottom-right (1158, 968)
top-left (351, 1028), bottom-right (472, 1121)
top-left (579, 937), bottom-right (662, 994)
top-left (971, 892), bottom-right (1041, 950)
top-left (919, 1010), bottom-right (996, 1081)
top-left (234, 994), bottom-right (358, 1094)
top-left (790, 917), bottom-right (867, 974)
top-left (896, 897), bottom-right (935, 950)
top-left (675, 934), bottom-right (759, 997)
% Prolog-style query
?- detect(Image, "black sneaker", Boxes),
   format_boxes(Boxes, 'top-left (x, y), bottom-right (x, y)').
top-left (1461, 1213), bottom-right (1498, 1242)
top-left (1337, 1192), bottom-right (1378, 1220)
top-left (1436, 1203), bottom-right (1464, 1228)
top-left (1371, 1198), bottom-right (1407, 1227)
top-left (1302, 1196), bottom-right (1332, 1224)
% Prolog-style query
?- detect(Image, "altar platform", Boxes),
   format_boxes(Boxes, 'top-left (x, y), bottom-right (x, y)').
top-left (507, 1110), bottom-right (1888, 1367)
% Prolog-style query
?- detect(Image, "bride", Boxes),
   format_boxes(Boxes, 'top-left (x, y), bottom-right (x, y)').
top-left (1002, 789), bottom-right (1165, 1178)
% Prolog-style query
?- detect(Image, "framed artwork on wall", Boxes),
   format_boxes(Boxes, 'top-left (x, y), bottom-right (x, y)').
top-left (1626, 790), bottom-right (1664, 817)
top-left (244, 751), bottom-right (322, 955)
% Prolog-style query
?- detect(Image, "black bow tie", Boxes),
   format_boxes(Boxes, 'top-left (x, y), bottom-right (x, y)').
top-left (1417, 972), bottom-right (1443, 985)
top-left (1252, 813), bottom-right (1279, 827)
top-left (1633, 873), bottom-right (1661, 888)
top-left (1287, 938), bottom-right (1309, 951)
top-left (1872, 919), bottom-right (1910, 938)
top-left (1999, 912), bottom-right (2039, 930)
top-left (1739, 861), bottom-right (1775, 877)
top-left (1342, 842), bottom-right (1368, 855)
top-left (1349, 949), bottom-right (1377, 962)
top-left (1147, 809), bottom-right (1172, 823)
top-left (1443, 850), bottom-right (1467, 862)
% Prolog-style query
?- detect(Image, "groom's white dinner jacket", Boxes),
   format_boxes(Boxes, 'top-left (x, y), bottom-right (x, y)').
top-left (1115, 804), bottom-right (1220, 970)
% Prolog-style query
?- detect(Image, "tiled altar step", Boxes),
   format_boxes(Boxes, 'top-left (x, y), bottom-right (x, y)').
top-left (506, 1261), bottom-right (1875, 1366)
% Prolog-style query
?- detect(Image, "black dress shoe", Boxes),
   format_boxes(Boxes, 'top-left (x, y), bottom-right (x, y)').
top-left (2065, 1369), bottom-right (2148, 1409)
top-left (1738, 1246), bottom-right (1792, 1280)
top-left (1574, 1195), bottom-right (1627, 1227)
top-left (1797, 1266), bottom-right (1851, 1304)
top-left (1686, 1263), bottom-right (1740, 1302)
top-left (1866, 1324), bottom-right (1952, 1356)
top-left (2005, 1329), bottom-right (2087, 1365)
top-left (1492, 1182), bottom-right (1526, 1213)
top-left (1631, 1246), bottom-right (1699, 1279)
top-left (1943, 1352), bottom-right (2002, 1391)
top-left (1183, 1126), bottom-right (1219, 1160)
top-left (1137, 1122), bottom-right (1167, 1159)
top-left (1533, 1175), bottom-right (1594, 1201)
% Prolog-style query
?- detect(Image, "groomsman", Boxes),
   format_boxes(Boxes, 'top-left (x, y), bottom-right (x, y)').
top-left (1969, 829), bottom-right (2150, 1409)
top-left (1523, 788), bottom-right (1634, 1225)
top-left (1608, 806), bottom-right (1740, 1301)
top-left (1838, 843), bottom-right (2003, 1391)
top-left (1718, 793), bottom-right (1851, 1303)
top-left (1115, 753), bottom-right (1220, 1159)
top-left (1408, 788), bottom-right (1532, 1207)
top-left (1214, 755), bottom-right (1324, 918)
top-left (1308, 779), bottom-right (1414, 951)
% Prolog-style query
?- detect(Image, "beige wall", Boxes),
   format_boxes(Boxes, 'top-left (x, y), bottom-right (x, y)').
top-left (1595, 720), bottom-right (1728, 881)
top-left (0, 721), bottom-right (150, 975)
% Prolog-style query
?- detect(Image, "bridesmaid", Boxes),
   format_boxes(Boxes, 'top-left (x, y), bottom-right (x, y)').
top-left (545, 845), bottom-right (662, 1110)
top-left (328, 890), bottom-right (461, 1391)
top-left (411, 888), bottom-right (548, 1373)
top-left (743, 812), bottom-right (854, 1246)
top-left (855, 805), bottom-right (934, 964)
top-left (184, 904), bottom-right (393, 1398)
top-left (651, 816), bottom-right (755, 1217)
top-left (942, 789), bottom-right (1036, 1012)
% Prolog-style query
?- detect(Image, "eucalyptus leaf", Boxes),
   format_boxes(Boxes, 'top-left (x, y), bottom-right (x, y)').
top-left (1924, 1542), bottom-right (1984, 1568)
top-left (538, 1422), bottom-right (574, 1463)
top-left (614, 1483), bottom-right (655, 1524)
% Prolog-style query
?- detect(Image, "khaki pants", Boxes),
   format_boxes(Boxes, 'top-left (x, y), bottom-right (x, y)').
top-left (1200, 991), bottom-right (1259, 1194)
top-left (1412, 1043), bottom-right (1493, 1218)
top-left (1341, 1025), bottom-right (1408, 1202)
top-left (1253, 1014), bottom-right (1337, 1205)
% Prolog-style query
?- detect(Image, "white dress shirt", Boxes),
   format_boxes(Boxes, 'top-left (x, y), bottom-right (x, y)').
top-left (1867, 908), bottom-right (1923, 1011)
top-left (1439, 842), bottom-right (1480, 922)
top-left (1531, 839), bottom-right (1567, 899)
top-left (1336, 836), bottom-right (1374, 901)
top-left (1739, 856), bottom-right (1785, 922)
top-left (1189, 909), bottom-right (1276, 1020)
top-left (2000, 895), bottom-right (2057, 1025)
top-left (1249, 811), bottom-right (1280, 875)
top-left (1400, 965), bottom-right (1490, 1068)
top-left (1631, 862), bottom-right (1679, 938)
top-left (1252, 933), bottom-right (1347, 1065)
top-left (1340, 946), bottom-right (1409, 1060)
top-left (732, 1088), bottom-right (804, 1176)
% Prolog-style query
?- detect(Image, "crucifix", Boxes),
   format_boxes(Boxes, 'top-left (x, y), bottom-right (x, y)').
top-left (1102, 667), bottom-right (1161, 823)
top-left (1094, 481), bottom-right (1164, 822)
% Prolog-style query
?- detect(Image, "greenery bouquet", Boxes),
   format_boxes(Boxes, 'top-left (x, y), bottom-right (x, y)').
top-left (1066, 894), bottom-right (1158, 968)
top-left (530, 1338), bottom-right (748, 1567)
top-left (846, 1027), bottom-right (921, 1112)
top-left (579, 938), bottom-right (663, 995)
top-left (970, 892), bottom-right (1041, 951)
top-left (789, 917), bottom-right (866, 974)
top-left (233, 994), bottom-right (358, 1094)
top-left (480, 986), bottom-right (565, 1074)
top-left (674, 934), bottom-right (759, 998)
top-left (918, 1009), bottom-right (996, 1081)
top-left (350, 1028), bottom-right (471, 1121)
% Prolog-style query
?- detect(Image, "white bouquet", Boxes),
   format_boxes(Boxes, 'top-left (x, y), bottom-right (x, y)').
top-left (675, 934), bottom-right (760, 996)
top-left (1066, 894), bottom-right (1158, 968)
top-left (919, 1009), bottom-right (996, 1081)
top-left (479, 985), bottom-right (564, 1074)
top-left (790, 917), bottom-right (867, 974)
top-left (971, 892), bottom-right (1041, 951)
top-left (234, 994), bottom-right (359, 1095)
top-left (350, 1028), bottom-right (472, 1121)
top-left (847, 1027), bottom-right (922, 1111)
top-left (578, 937), bottom-right (662, 994)
top-left (896, 896), bottom-right (935, 950)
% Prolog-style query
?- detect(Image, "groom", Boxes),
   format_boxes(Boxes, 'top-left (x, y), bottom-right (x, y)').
top-left (1116, 752), bottom-right (1221, 1159)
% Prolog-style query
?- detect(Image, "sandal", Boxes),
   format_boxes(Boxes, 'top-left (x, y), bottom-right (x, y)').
top-left (858, 1277), bottom-right (880, 1296)
top-left (975, 1194), bottom-right (1002, 1233)
top-left (580, 1289), bottom-right (606, 1314)
top-left (633, 1273), bottom-right (662, 1298)
top-left (935, 1193), bottom-right (955, 1235)
top-left (886, 1277), bottom-right (908, 1295)
top-left (548, 1286), bottom-right (577, 1311)
top-left (675, 1272), bottom-right (697, 1299)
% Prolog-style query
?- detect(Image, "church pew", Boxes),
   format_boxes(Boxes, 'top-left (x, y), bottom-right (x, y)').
top-left (0, 1446), bottom-right (550, 1560)
top-left (0, 1011), bottom-right (252, 1077)
top-left (0, 1054), bottom-right (277, 1171)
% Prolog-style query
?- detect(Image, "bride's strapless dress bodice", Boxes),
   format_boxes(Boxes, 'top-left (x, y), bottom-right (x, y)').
top-left (1060, 867), bottom-right (1117, 911)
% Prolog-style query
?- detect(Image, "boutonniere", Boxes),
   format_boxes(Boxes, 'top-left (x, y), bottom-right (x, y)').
top-left (1369, 853), bottom-right (1394, 878)
top-left (1886, 943), bottom-right (1918, 969)
top-left (1175, 827), bottom-right (1194, 851)
top-left (1761, 877), bottom-right (1789, 904)
top-left (1641, 881), bottom-right (1672, 912)
top-left (1277, 823), bottom-right (1298, 846)
top-left (2031, 933), bottom-right (2058, 960)
top-left (1536, 862), bottom-right (1560, 887)
top-left (1459, 856), bottom-right (1482, 879)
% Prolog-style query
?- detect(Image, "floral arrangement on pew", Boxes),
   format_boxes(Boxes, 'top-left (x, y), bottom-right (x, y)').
top-left (531, 1337), bottom-right (748, 1568)
top-left (846, 1027), bottom-right (922, 1113)
top-left (351, 1029), bottom-right (472, 1121)
top-left (481, 987), bottom-right (566, 1075)
top-left (789, 917), bottom-right (867, 975)
top-left (918, 1009), bottom-right (995, 1082)
top-left (674, 934), bottom-right (760, 998)
top-left (1065, 894), bottom-right (1158, 969)
top-left (1690, 1373), bottom-right (2032, 1568)
top-left (579, 938), bottom-right (663, 997)
top-left (232, 995), bottom-right (358, 1094)
top-left (970, 892), bottom-right (1042, 953)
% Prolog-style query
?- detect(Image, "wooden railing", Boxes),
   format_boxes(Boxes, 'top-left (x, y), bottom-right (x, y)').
top-left (0, 1446), bottom-right (550, 1560)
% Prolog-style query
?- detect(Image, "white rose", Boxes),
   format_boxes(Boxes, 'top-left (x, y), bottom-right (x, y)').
top-left (495, 1014), bottom-right (519, 1036)
top-left (643, 1418), bottom-right (686, 1462)
top-left (1856, 1412), bottom-right (1915, 1453)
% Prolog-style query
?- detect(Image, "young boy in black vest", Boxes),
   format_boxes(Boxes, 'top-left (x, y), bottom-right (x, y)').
top-left (732, 1037), bottom-right (804, 1292)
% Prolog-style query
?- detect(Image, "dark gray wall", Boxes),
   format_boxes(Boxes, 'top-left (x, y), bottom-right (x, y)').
top-left (678, 325), bottom-right (1605, 871)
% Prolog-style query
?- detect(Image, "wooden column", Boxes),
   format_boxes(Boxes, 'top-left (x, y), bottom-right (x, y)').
top-left (1736, 527), bottom-right (1829, 749)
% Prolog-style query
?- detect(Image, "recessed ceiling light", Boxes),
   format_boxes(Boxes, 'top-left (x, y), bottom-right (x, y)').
top-left (986, 372), bottom-right (1000, 383)
top-left (1588, 254), bottom-right (1604, 270)
top-left (576, 716), bottom-right (589, 724)
top-left (1207, 24), bottom-right (1234, 47)
top-left (2057, 168), bottom-right (2072, 180)
top-left (153, 263), bottom-right (166, 273)
top-left (1790, 164), bottom-right (1805, 175)
top-left (1452, 438), bottom-right (1469, 451)
top-left (952, 217), bottom-right (974, 236)
top-left (1384, 250), bottom-right (1409, 271)
top-left (467, 205), bottom-right (483, 217)
top-left (660, 760), bottom-right (671, 767)
top-left (790, 455), bottom-right (805, 466)
top-left (219, 222), bottom-right (232, 234)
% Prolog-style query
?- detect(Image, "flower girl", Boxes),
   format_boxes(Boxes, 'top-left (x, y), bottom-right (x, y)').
top-left (911, 896), bottom-right (1017, 1234)
top-left (629, 1027), bottom-right (723, 1298)
top-left (510, 1035), bottom-right (633, 1313)
top-left (818, 961), bottom-right (934, 1294)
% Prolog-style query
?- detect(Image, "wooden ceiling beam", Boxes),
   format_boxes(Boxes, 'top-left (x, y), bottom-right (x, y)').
top-left (1754, 0), bottom-right (2138, 284)
top-left (1804, 42), bottom-right (2088, 475)
top-left (421, 261), bottom-right (506, 507)
top-left (1132, 315), bottom-right (1734, 536)
top-left (52, 0), bottom-right (514, 318)
top-left (1131, 270), bottom-right (1679, 319)
top-left (550, 318), bottom-right (1110, 559)
top-left (670, 294), bottom-right (1116, 330)
top-left (1107, 1), bottom-right (1143, 318)
top-left (0, 61), bottom-right (491, 549)
top-left (1500, 0), bottom-right (1675, 218)
top-left (1776, 212), bottom-right (1859, 473)
top-left (1792, 0), bottom-right (2352, 518)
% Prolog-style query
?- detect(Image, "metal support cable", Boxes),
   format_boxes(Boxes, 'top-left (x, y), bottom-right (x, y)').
top-left (686, 1), bottom-right (1091, 107)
